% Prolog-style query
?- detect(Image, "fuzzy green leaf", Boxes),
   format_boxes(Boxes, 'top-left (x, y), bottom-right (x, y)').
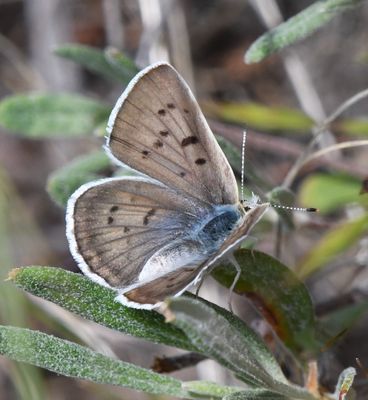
top-left (223, 390), bottom-right (288, 399)
top-left (184, 380), bottom-right (243, 398)
top-left (55, 44), bottom-right (138, 84)
top-left (0, 93), bottom-right (109, 137)
top-left (166, 297), bottom-right (315, 399)
top-left (190, 296), bottom-right (289, 385)
top-left (298, 173), bottom-right (368, 213)
top-left (245, 0), bottom-right (364, 64)
top-left (47, 150), bottom-right (111, 207)
top-left (8, 266), bottom-right (193, 351)
top-left (206, 102), bottom-right (313, 133)
top-left (104, 47), bottom-right (139, 81)
top-left (212, 250), bottom-right (317, 353)
top-left (0, 325), bottom-right (192, 398)
top-left (297, 214), bottom-right (368, 279)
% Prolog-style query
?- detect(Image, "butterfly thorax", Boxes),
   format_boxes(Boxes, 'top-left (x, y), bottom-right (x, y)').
top-left (197, 205), bottom-right (243, 250)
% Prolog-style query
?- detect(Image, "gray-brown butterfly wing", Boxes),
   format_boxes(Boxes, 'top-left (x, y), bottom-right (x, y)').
top-left (66, 177), bottom-right (211, 290)
top-left (120, 202), bottom-right (269, 307)
top-left (106, 62), bottom-right (238, 206)
top-left (120, 266), bottom-right (200, 306)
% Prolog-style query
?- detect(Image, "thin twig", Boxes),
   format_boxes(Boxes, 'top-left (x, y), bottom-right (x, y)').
top-left (301, 140), bottom-right (368, 168)
top-left (324, 88), bottom-right (368, 126)
top-left (282, 88), bottom-right (368, 188)
top-left (209, 120), bottom-right (367, 178)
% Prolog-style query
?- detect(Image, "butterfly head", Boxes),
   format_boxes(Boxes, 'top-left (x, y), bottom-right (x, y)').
top-left (240, 192), bottom-right (262, 212)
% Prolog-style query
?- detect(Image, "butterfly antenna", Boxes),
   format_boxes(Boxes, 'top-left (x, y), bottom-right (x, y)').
top-left (241, 130), bottom-right (246, 203)
top-left (271, 204), bottom-right (318, 212)
top-left (239, 130), bottom-right (317, 213)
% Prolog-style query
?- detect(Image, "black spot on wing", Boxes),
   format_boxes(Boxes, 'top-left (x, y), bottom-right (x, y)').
top-left (154, 140), bottom-right (163, 148)
top-left (110, 205), bottom-right (119, 212)
top-left (142, 150), bottom-right (150, 158)
top-left (167, 103), bottom-right (175, 109)
top-left (180, 172), bottom-right (186, 177)
top-left (195, 158), bottom-right (206, 165)
top-left (124, 226), bottom-right (130, 233)
top-left (159, 130), bottom-right (169, 137)
top-left (143, 208), bottom-right (156, 225)
top-left (158, 109), bottom-right (166, 116)
top-left (181, 136), bottom-right (199, 147)
top-left (183, 108), bottom-right (189, 114)
top-left (107, 216), bottom-right (114, 224)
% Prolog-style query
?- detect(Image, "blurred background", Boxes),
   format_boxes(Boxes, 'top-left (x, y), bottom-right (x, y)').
top-left (0, 0), bottom-right (368, 399)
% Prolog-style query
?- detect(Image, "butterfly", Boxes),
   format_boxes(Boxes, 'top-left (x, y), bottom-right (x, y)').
top-left (66, 62), bottom-right (268, 310)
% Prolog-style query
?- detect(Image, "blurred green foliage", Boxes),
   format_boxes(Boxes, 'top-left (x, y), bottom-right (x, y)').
top-left (245, 0), bottom-right (364, 64)
top-left (0, 93), bottom-right (109, 138)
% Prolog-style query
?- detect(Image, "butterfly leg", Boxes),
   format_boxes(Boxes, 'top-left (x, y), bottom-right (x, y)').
top-left (227, 253), bottom-right (242, 313)
top-left (194, 277), bottom-right (204, 299)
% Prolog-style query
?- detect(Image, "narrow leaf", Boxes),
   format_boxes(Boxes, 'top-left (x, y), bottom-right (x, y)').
top-left (298, 173), bottom-right (368, 214)
top-left (104, 47), bottom-right (139, 81)
top-left (224, 389), bottom-right (289, 399)
top-left (186, 383), bottom-right (289, 400)
top-left (212, 250), bottom-right (317, 353)
top-left (205, 102), bottom-right (313, 133)
top-left (165, 297), bottom-right (316, 399)
top-left (297, 214), bottom-right (368, 279)
top-left (245, 0), bottom-right (364, 64)
top-left (8, 266), bottom-right (194, 351)
top-left (193, 296), bottom-right (288, 385)
top-left (184, 380), bottom-right (243, 398)
top-left (55, 44), bottom-right (138, 84)
top-left (0, 326), bottom-right (191, 398)
top-left (0, 93), bottom-right (109, 137)
top-left (47, 150), bottom-right (111, 207)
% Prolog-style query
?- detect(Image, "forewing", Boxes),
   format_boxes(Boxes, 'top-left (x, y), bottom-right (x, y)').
top-left (107, 62), bottom-right (238, 205)
top-left (66, 177), bottom-right (204, 288)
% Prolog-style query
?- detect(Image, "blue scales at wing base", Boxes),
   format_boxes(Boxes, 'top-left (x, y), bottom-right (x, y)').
top-left (197, 205), bottom-right (243, 251)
